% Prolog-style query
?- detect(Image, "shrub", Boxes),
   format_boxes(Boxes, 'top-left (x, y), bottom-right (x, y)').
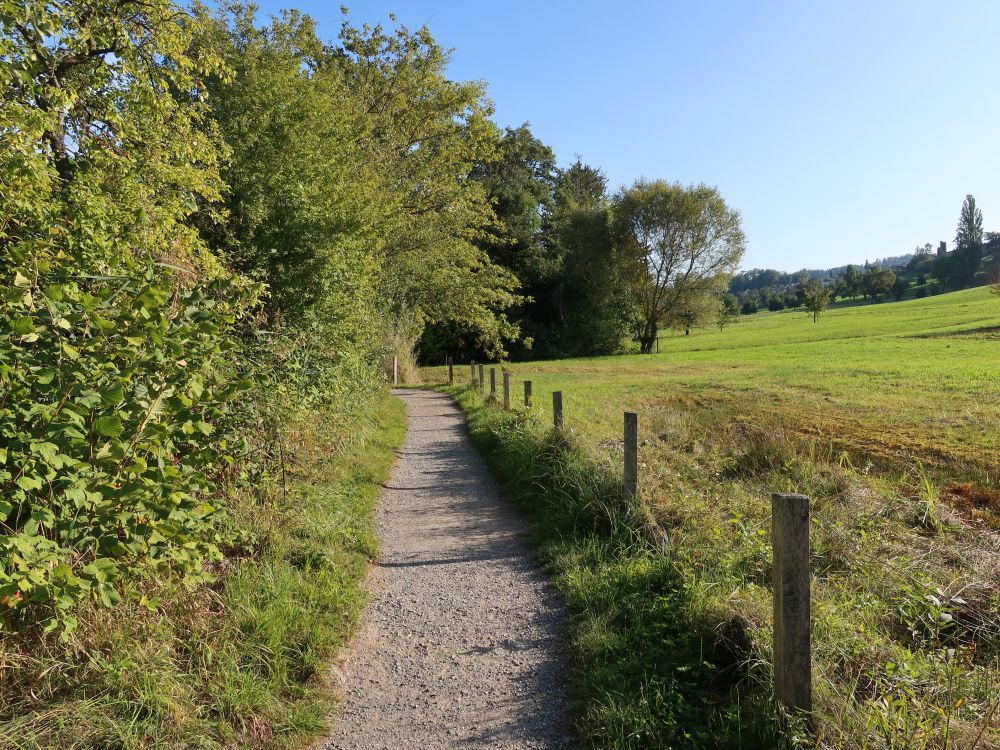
top-left (0, 255), bottom-right (247, 630)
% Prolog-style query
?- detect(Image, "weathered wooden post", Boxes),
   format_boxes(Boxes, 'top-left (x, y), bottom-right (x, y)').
top-left (392, 356), bottom-right (398, 386)
top-left (448, 356), bottom-right (454, 385)
top-left (478, 364), bottom-right (485, 394)
top-left (772, 493), bottom-right (812, 716)
top-left (490, 367), bottom-right (496, 399)
top-left (656, 337), bottom-right (660, 354)
top-left (624, 412), bottom-right (638, 497)
top-left (524, 380), bottom-right (533, 408)
top-left (552, 391), bottom-right (563, 429)
top-left (502, 371), bottom-right (510, 410)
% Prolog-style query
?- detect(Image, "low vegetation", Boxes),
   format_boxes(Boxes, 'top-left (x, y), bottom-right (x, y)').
top-left (432, 287), bottom-right (1000, 748)
top-left (450, 388), bottom-right (794, 749)
top-left (0, 394), bottom-right (406, 749)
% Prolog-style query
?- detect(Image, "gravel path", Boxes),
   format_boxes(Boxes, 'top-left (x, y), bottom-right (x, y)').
top-left (323, 389), bottom-right (573, 750)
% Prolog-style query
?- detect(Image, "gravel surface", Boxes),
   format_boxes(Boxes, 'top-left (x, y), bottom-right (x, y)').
top-left (323, 389), bottom-right (573, 750)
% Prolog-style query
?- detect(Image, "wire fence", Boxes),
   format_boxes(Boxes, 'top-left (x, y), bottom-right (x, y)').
top-left (443, 358), bottom-right (1000, 725)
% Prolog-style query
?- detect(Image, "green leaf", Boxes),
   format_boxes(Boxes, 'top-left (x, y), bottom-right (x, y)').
top-left (101, 386), bottom-right (124, 406)
top-left (30, 508), bottom-right (55, 526)
top-left (31, 442), bottom-right (64, 467)
top-left (93, 416), bottom-right (124, 438)
top-left (97, 586), bottom-right (121, 607)
top-left (10, 317), bottom-right (34, 335)
top-left (16, 475), bottom-right (44, 491)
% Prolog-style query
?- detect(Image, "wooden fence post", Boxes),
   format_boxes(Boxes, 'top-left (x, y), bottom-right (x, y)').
top-left (478, 364), bottom-right (485, 394)
top-left (552, 391), bottom-right (563, 429)
top-left (490, 367), bottom-right (496, 399)
top-left (392, 356), bottom-right (398, 386)
top-left (624, 411), bottom-right (638, 497)
top-left (656, 337), bottom-right (660, 354)
top-left (772, 493), bottom-right (812, 716)
top-left (448, 356), bottom-right (453, 385)
top-left (524, 380), bottom-right (532, 408)
top-left (502, 371), bottom-right (510, 410)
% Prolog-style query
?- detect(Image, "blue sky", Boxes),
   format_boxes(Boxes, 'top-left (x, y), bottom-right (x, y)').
top-left (251, 0), bottom-right (1000, 272)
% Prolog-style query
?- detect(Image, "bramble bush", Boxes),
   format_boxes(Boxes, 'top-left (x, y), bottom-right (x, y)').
top-left (0, 0), bottom-right (251, 631)
top-left (0, 249), bottom-right (248, 631)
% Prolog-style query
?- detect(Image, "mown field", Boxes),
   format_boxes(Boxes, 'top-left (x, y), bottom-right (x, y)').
top-left (506, 287), bottom-right (998, 496)
top-left (428, 287), bottom-right (1000, 748)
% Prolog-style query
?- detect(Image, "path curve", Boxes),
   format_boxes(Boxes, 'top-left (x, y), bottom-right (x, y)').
top-left (324, 389), bottom-right (573, 750)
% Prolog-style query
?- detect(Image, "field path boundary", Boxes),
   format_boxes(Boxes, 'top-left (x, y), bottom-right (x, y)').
top-left (323, 388), bottom-right (573, 749)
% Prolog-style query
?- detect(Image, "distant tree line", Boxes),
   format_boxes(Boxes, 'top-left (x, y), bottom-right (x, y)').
top-left (730, 194), bottom-right (999, 318)
top-left (421, 142), bottom-right (999, 358)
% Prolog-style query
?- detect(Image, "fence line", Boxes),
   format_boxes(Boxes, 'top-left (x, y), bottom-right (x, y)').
top-left (439, 364), bottom-right (998, 722)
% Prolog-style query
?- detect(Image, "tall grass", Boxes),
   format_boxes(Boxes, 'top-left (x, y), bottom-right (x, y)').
top-left (453, 386), bottom-right (796, 749)
top-left (433, 287), bottom-right (1000, 494)
top-left (447, 376), bottom-right (1000, 749)
top-left (0, 393), bottom-right (406, 750)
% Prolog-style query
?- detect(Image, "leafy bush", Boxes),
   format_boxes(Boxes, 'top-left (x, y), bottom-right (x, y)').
top-left (0, 253), bottom-right (247, 630)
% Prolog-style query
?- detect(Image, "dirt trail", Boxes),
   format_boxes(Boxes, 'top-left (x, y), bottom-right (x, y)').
top-left (323, 389), bottom-right (573, 750)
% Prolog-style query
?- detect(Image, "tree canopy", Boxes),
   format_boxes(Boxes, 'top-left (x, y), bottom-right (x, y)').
top-left (612, 180), bottom-right (746, 353)
top-left (803, 281), bottom-right (831, 322)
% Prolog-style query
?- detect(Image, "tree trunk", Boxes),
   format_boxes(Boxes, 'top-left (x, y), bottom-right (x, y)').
top-left (639, 319), bottom-right (657, 353)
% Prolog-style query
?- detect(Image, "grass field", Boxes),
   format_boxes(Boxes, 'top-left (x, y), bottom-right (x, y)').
top-left (429, 287), bottom-right (1000, 748)
top-left (454, 286), bottom-right (1000, 500)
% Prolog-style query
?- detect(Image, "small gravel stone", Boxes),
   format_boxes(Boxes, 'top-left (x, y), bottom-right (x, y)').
top-left (324, 389), bottom-right (573, 750)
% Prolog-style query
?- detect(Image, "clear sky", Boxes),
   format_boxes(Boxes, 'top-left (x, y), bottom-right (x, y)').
top-left (250, 0), bottom-right (1000, 272)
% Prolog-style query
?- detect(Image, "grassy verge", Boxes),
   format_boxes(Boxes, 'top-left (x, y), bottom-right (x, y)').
top-left (444, 379), bottom-right (1000, 749)
top-left (446, 384), bottom-right (793, 749)
top-left (0, 391), bottom-right (406, 750)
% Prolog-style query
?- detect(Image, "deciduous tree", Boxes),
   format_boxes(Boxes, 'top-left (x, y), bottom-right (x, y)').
top-left (861, 267), bottom-right (896, 302)
top-left (841, 265), bottom-right (861, 298)
top-left (613, 180), bottom-right (745, 353)
top-left (803, 281), bottom-right (830, 322)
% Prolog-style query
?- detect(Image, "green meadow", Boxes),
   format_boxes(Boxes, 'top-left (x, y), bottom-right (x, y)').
top-left (455, 287), bottom-right (1000, 492)
top-left (430, 287), bottom-right (1000, 748)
